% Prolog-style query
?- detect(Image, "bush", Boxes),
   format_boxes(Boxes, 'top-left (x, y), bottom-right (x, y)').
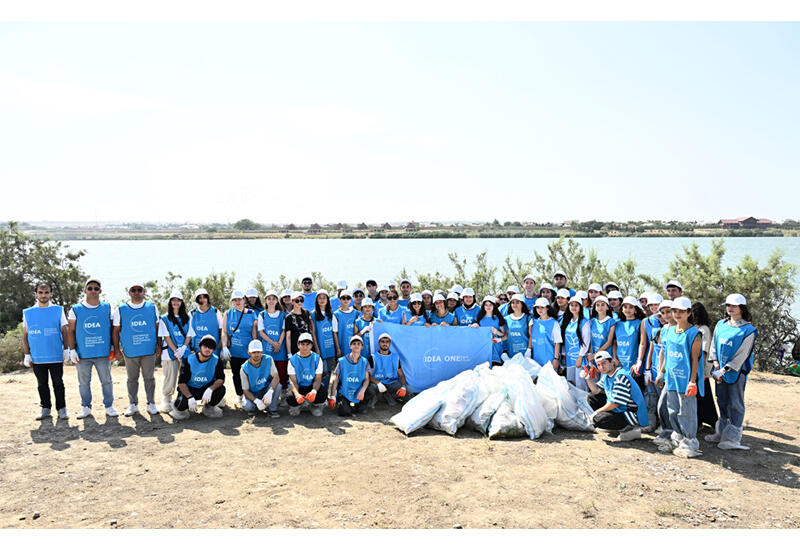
top-left (0, 323), bottom-right (24, 373)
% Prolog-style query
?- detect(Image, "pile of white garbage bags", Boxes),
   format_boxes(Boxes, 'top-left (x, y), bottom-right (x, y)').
top-left (390, 353), bottom-right (595, 439)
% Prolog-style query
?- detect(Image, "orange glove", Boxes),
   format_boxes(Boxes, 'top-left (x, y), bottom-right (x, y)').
top-left (328, 397), bottom-right (336, 410)
top-left (305, 390), bottom-right (317, 402)
top-left (108, 349), bottom-right (115, 361)
top-left (296, 395), bottom-right (305, 405)
top-left (686, 382), bottom-right (698, 397)
top-left (396, 387), bottom-right (407, 398)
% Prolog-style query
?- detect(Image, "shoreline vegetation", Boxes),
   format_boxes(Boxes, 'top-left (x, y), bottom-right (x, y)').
top-left (13, 219), bottom-right (800, 240)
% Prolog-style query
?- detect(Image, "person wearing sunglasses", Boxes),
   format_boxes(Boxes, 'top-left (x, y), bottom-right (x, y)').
top-left (68, 278), bottom-right (118, 419)
top-left (351, 288), bottom-right (365, 312)
top-left (284, 291), bottom-right (316, 357)
top-left (156, 292), bottom-right (191, 413)
top-left (333, 288), bottom-right (359, 359)
top-left (300, 276), bottom-right (316, 312)
top-left (112, 282), bottom-right (160, 416)
top-left (377, 291), bottom-right (408, 325)
top-left (189, 288), bottom-right (223, 354)
top-left (221, 290), bottom-right (259, 408)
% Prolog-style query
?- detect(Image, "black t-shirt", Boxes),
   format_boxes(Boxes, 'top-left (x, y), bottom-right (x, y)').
top-left (178, 356), bottom-right (226, 385)
top-left (285, 310), bottom-right (312, 355)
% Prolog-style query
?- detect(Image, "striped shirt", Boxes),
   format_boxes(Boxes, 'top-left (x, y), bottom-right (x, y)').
top-left (602, 368), bottom-right (640, 426)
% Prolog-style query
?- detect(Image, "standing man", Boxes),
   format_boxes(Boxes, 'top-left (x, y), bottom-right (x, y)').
top-left (68, 278), bottom-right (118, 419)
top-left (112, 282), bottom-right (160, 416)
top-left (398, 278), bottom-right (413, 308)
top-left (365, 278), bottom-right (380, 302)
top-left (300, 275), bottom-right (316, 312)
top-left (664, 280), bottom-right (684, 301)
top-left (553, 270), bottom-right (576, 297)
top-left (23, 282), bottom-right (69, 420)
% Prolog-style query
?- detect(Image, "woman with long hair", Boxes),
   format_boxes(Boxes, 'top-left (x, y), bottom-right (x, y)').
top-left (561, 295), bottom-right (591, 390)
top-left (472, 296), bottom-right (507, 367)
top-left (531, 297), bottom-right (563, 372)
top-left (157, 292), bottom-right (191, 412)
top-left (504, 294), bottom-right (531, 358)
top-left (690, 301), bottom-right (719, 431)
top-left (614, 297), bottom-right (646, 393)
top-left (313, 289), bottom-right (337, 388)
top-left (258, 290), bottom-right (288, 392)
top-left (428, 293), bottom-right (454, 326)
top-left (405, 294), bottom-right (429, 326)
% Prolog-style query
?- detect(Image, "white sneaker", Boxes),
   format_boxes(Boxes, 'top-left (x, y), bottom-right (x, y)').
top-left (203, 405), bottom-right (223, 418)
top-left (76, 406), bottom-right (92, 419)
top-left (57, 408), bottom-right (69, 419)
top-left (105, 406), bottom-right (119, 417)
top-left (652, 434), bottom-right (671, 446)
top-left (35, 408), bottom-right (51, 420)
top-left (288, 406), bottom-right (301, 417)
top-left (618, 426), bottom-right (642, 441)
top-left (169, 408), bottom-right (190, 420)
top-left (158, 398), bottom-right (173, 413)
top-left (146, 403), bottom-right (159, 415)
top-left (704, 432), bottom-right (722, 443)
top-left (240, 395), bottom-right (247, 408)
top-left (718, 439), bottom-right (750, 451)
top-left (311, 404), bottom-right (324, 417)
top-left (124, 404), bottom-right (138, 416)
top-left (673, 446), bottom-right (702, 458)
top-left (217, 397), bottom-right (227, 408)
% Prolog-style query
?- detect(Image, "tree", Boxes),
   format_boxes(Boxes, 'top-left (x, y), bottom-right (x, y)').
top-left (233, 218), bottom-right (261, 231)
top-left (0, 222), bottom-right (87, 334)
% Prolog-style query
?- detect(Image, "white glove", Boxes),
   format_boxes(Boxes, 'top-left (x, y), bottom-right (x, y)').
top-left (377, 382), bottom-right (387, 393)
top-left (188, 397), bottom-right (198, 412)
top-left (524, 349), bottom-right (532, 359)
top-left (220, 347), bottom-right (231, 361)
top-left (589, 411), bottom-right (598, 424)
top-left (711, 368), bottom-right (724, 381)
top-left (63, 349), bottom-right (70, 363)
top-left (645, 370), bottom-right (652, 385)
top-left (175, 345), bottom-right (187, 360)
top-left (254, 398), bottom-right (267, 411)
top-left (69, 349), bottom-right (80, 363)
top-left (655, 371), bottom-right (665, 387)
top-left (264, 389), bottom-right (274, 405)
top-left (201, 388), bottom-right (213, 405)
top-left (23, 354), bottom-right (32, 367)
top-left (360, 326), bottom-right (371, 335)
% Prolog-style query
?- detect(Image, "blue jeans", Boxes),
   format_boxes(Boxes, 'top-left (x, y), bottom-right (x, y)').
top-left (716, 373), bottom-right (747, 436)
top-left (243, 384), bottom-right (282, 412)
top-left (77, 357), bottom-right (114, 408)
top-left (659, 389), bottom-right (698, 448)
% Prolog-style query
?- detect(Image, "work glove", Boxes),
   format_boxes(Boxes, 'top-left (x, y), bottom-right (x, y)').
top-left (188, 397), bottom-right (198, 412)
top-left (24, 354), bottom-right (32, 367)
top-left (108, 349), bottom-right (115, 361)
top-left (295, 395), bottom-right (306, 405)
top-left (491, 338), bottom-right (501, 344)
top-left (396, 386), bottom-right (407, 398)
top-left (711, 369), bottom-right (724, 381)
top-left (524, 349), bottom-right (532, 359)
top-left (645, 371), bottom-right (652, 385)
top-left (305, 390), bottom-right (317, 403)
top-left (655, 372), bottom-right (665, 388)
top-left (201, 388), bottom-right (213, 405)
top-left (69, 349), bottom-right (80, 364)
top-left (377, 382), bottom-right (387, 393)
top-left (220, 346), bottom-right (231, 361)
top-left (264, 389), bottom-right (274, 405)
top-left (328, 396), bottom-right (337, 410)
top-left (254, 398), bottom-right (267, 411)
top-left (63, 349), bottom-right (70, 363)
top-left (175, 345), bottom-right (187, 360)
top-left (360, 325), bottom-right (371, 335)
top-left (685, 382), bottom-right (698, 397)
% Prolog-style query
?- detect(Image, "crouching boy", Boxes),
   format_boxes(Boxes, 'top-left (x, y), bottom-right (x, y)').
top-left (585, 350), bottom-right (649, 441)
top-left (329, 335), bottom-right (372, 416)
top-left (170, 334), bottom-right (226, 420)
top-left (241, 340), bottom-right (282, 417)
top-left (367, 333), bottom-right (408, 407)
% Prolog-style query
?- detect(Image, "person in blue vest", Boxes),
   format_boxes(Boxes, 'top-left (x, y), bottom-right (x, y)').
top-left (584, 350), bottom-right (649, 441)
top-left (366, 333), bottom-right (408, 407)
top-left (705, 293), bottom-right (758, 451)
top-left (454, 288), bottom-right (479, 326)
top-left (405, 294), bottom-right (429, 326)
top-left (664, 280), bottom-right (684, 301)
top-left (504, 294), bottom-right (531, 359)
top-left (240, 340), bottom-right (281, 417)
top-left (330, 280), bottom-right (347, 311)
top-left (588, 296), bottom-right (616, 370)
top-left (332, 288), bottom-right (359, 359)
top-left (499, 285), bottom-right (519, 317)
top-left (653, 296), bottom-right (704, 458)
top-left (157, 292), bottom-right (191, 412)
top-left (112, 282), bottom-right (160, 417)
top-left (189, 288), bottom-right (223, 353)
top-left (521, 275), bottom-right (538, 311)
top-left (427, 293), bottom-right (454, 326)
top-left (300, 275), bottom-right (316, 312)
top-left (286, 332), bottom-right (327, 416)
top-left (169, 334), bottom-right (226, 420)
top-left (398, 278), bottom-right (413, 308)
top-left (258, 289), bottom-right (289, 396)
top-left (554, 288), bottom-right (570, 323)
top-left (329, 335), bottom-right (372, 416)
top-left (377, 289), bottom-right (408, 325)
top-left (221, 290), bottom-right (258, 407)
top-left (245, 288), bottom-right (264, 315)
top-left (607, 290), bottom-right (623, 320)
top-left (639, 296), bottom-right (666, 431)
top-left (312, 289), bottom-right (337, 387)
top-left (355, 297), bottom-right (377, 356)
top-left (23, 281), bottom-right (70, 420)
top-left (446, 292), bottom-right (460, 315)
top-left (68, 277), bottom-right (118, 419)
top-left (561, 295), bottom-right (591, 390)
top-left (472, 296), bottom-right (507, 366)
top-left (613, 296), bottom-right (646, 391)
top-left (530, 297), bottom-right (563, 371)
top-left (552, 270), bottom-right (576, 298)
top-left (352, 288), bottom-right (365, 312)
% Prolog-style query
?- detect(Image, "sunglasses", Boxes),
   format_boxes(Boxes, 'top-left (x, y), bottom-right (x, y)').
top-left (86, 286), bottom-right (101, 292)
top-left (293, 298), bottom-right (304, 303)
top-left (341, 296), bottom-right (352, 300)
top-left (388, 296), bottom-right (398, 300)
top-left (130, 288), bottom-right (144, 293)
top-left (302, 281), bottom-right (312, 285)
top-left (497, 296), bottom-right (508, 302)
top-left (354, 293), bottom-right (364, 297)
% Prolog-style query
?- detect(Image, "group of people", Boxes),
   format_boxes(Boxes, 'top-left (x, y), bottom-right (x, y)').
top-left (22, 271), bottom-right (757, 458)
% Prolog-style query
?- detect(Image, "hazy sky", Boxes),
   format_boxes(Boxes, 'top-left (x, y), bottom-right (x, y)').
top-left (1, 22), bottom-right (798, 225)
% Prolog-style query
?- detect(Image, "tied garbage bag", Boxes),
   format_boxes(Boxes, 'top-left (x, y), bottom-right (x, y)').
top-left (496, 364), bottom-right (552, 439)
top-left (466, 374), bottom-right (507, 434)
top-left (533, 361), bottom-right (559, 420)
top-left (488, 398), bottom-right (527, 439)
top-left (390, 377), bottom-right (454, 435)
top-left (535, 363), bottom-right (595, 432)
top-left (504, 352), bottom-right (544, 379)
top-left (428, 369), bottom-right (488, 435)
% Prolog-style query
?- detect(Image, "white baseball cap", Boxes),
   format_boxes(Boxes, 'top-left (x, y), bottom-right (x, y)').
top-left (198, 334), bottom-right (217, 347)
top-left (349, 335), bottom-right (363, 345)
top-left (400, 278), bottom-right (412, 285)
top-left (378, 285), bottom-right (389, 293)
top-left (129, 282), bottom-right (145, 291)
top-left (230, 290), bottom-right (245, 301)
top-left (302, 275), bottom-right (313, 282)
top-left (725, 293), bottom-right (747, 306)
top-left (433, 293), bottom-right (446, 302)
top-left (553, 270), bottom-right (567, 278)
top-left (556, 289), bottom-right (571, 299)
top-left (576, 290), bottom-right (588, 300)
top-left (280, 289), bottom-right (292, 298)
top-left (523, 274), bottom-right (536, 283)
top-left (593, 295), bottom-right (610, 305)
top-left (569, 295), bottom-right (583, 304)
top-left (647, 293), bottom-right (663, 305)
top-left (387, 280), bottom-right (397, 287)
top-left (378, 333), bottom-right (392, 341)
top-left (361, 297), bottom-right (375, 307)
top-left (167, 292), bottom-right (183, 303)
top-left (193, 288), bottom-right (209, 300)
top-left (421, 289), bottom-right (433, 297)
top-left (608, 290), bottom-right (623, 300)
top-left (245, 288), bottom-right (259, 298)
top-left (446, 292), bottom-right (459, 301)
top-left (264, 289), bottom-right (279, 299)
top-left (85, 277), bottom-right (102, 288)
top-left (316, 288), bottom-right (329, 297)
top-left (539, 283), bottom-right (554, 292)
top-left (658, 300), bottom-right (673, 310)
top-left (461, 287), bottom-right (475, 297)
top-left (603, 282), bottom-right (619, 293)
top-left (482, 295), bottom-right (497, 305)
top-left (450, 284), bottom-right (464, 295)
top-left (409, 293), bottom-right (422, 302)
top-left (588, 283), bottom-right (602, 293)
top-left (671, 297), bottom-right (692, 310)
top-left (339, 288), bottom-right (352, 298)
top-left (639, 292), bottom-right (650, 300)
top-left (248, 340), bottom-right (263, 353)
top-left (290, 291), bottom-right (303, 301)
top-left (594, 350), bottom-right (612, 362)
top-left (534, 297), bottom-right (550, 308)
top-left (622, 296), bottom-right (639, 307)
top-left (510, 294), bottom-right (524, 302)
top-left (297, 332), bottom-right (313, 343)
top-left (506, 285), bottom-right (520, 294)
top-left (664, 280), bottom-right (683, 291)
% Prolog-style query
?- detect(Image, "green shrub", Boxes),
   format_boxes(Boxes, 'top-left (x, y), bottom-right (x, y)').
top-left (0, 323), bottom-right (24, 373)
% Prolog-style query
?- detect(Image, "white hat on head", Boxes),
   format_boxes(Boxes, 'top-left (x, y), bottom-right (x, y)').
top-left (658, 300), bottom-right (673, 310)
top-left (129, 282), bottom-right (145, 291)
top-left (351, 287), bottom-right (364, 295)
top-left (387, 280), bottom-right (397, 287)
top-left (622, 296), bottom-right (639, 307)
top-left (506, 285), bottom-right (520, 294)
top-left (556, 289), bottom-right (571, 299)
top-left (245, 288), bottom-right (259, 298)
top-left (593, 295), bottom-right (610, 305)
top-left (193, 288), bottom-right (209, 300)
top-left (349, 335), bottom-right (363, 345)
top-left (378, 332), bottom-right (392, 341)
top-left (421, 289), bottom-right (433, 297)
top-left (230, 290), bottom-right (245, 301)
top-left (400, 278), bottom-right (412, 285)
top-left (539, 283), bottom-right (554, 292)
top-left (608, 290), bottom-right (623, 300)
top-left (339, 288), bottom-right (352, 298)
top-left (725, 293), bottom-right (747, 306)
top-left (167, 292), bottom-right (184, 303)
top-left (664, 280), bottom-right (683, 291)
top-left (510, 293), bottom-right (524, 302)
top-left (297, 332), bottom-right (313, 343)
top-left (672, 297), bottom-right (692, 310)
top-left (553, 270), bottom-right (567, 279)
top-left (361, 297), bottom-right (375, 307)
top-left (576, 290), bottom-right (588, 300)
top-left (594, 350), bottom-right (612, 362)
top-left (523, 274), bottom-right (536, 283)
top-left (450, 284), bottom-right (464, 295)
top-left (534, 297), bottom-right (550, 308)
top-left (446, 292), bottom-right (459, 301)
top-left (280, 289), bottom-right (292, 298)
top-left (378, 285), bottom-right (389, 293)
top-left (248, 340), bottom-right (263, 353)
top-left (336, 280), bottom-right (348, 289)
top-left (647, 293), bottom-right (663, 305)
top-left (639, 292), bottom-right (650, 300)
top-left (461, 287), bottom-right (475, 297)
top-left (433, 293), bottom-right (445, 303)
top-left (199, 334), bottom-right (217, 347)
top-left (409, 293), bottom-right (422, 302)
top-left (264, 289), bottom-right (279, 299)
top-left (482, 295), bottom-right (497, 305)
top-left (85, 277), bottom-right (102, 288)
top-left (603, 282), bottom-right (619, 293)
top-left (588, 283), bottom-right (602, 293)
top-left (316, 288), bottom-right (329, 297)
top-left (290, 291), bottom-right (303, 301)
top-left (569, 295), bottom-right (582, 304)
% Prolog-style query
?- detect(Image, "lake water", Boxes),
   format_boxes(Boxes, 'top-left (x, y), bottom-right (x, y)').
top-left (63, 236), bottom-right (800, 305)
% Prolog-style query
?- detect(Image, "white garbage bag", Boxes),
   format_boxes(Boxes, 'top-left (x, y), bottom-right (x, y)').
top-left (533, 361), bottom-right (560, 421)
top-left (505, 352), bottom-right (544, 379)
top-left (536, 363), bottom-right (595, 432)
top-left (496, 364), bottom-right (552, 439)
top-left (466, 380), bottom-right (506, 435)
top-left (488, 398), bottom-right (527, 439)
top-left (428, 370), bottom-right (488, 435)
top-left (390, 377), bottom-right (454, 435)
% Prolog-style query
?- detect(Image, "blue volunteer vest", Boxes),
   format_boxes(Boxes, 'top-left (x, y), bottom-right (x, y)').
top-left (337, 355), bottom-right (368, 403)
top-left (378, 305), bottom-right (407, 324)
top-left (119, 302), bottom-right (157, 358)
top-left (333, 308), bottom-right (359, 354)
top-left (301, 291), bottom-right (317, 312)
top-left (259, 310), bottom-right (287, 361)
top-left (455, 305), bottom-right (479, 326)
top-left (663, 325), bottom-right (705, 395)
top-left (646, 317), bottom-right (664, 377)
top-left (397, 298), bottom-right (410, 308)
top-left (191, 306), bottom-right (220, 352)
top-left (371, 352), bottom-right (401, 385)
top-left (406, 311), bottom-right (428, 326)
top-left (590, 317), bottom-right (616, 355)
top-left (330, 297), bottom-right (341, 311)
top-left (161, 314), bottom-right (190, 360)
top-left (242, 356), bottom-right (274, 393)
top-left (504, 313), bottom-right (530, 357)
top-left (315, 314), bottom-right (337, 359)
top-left (73, 302), bottom-right (111, 359)
top-left (226, 308), bottom-right (257, 358)
top-left (429, 310), bottom-right (454, 325)
top-left (531, 318), bottom-right (558, 366)
top-left (499, 303), bottom-right (510, 317)
top-left (714, 320), bottom-right (758, 383)
top-left (615, 319), bottom-right (642, 368)
top-left (24, 305), bottom-right (64, 363)
top-left (290, 352), bottom-right (320, 387)
top-left (565, 318), bottom-right (589, 368)
top-left (187, 352), bottom-right (219, 389)
top-left (602, 368), bottom-right (649, 427)
top-left (479, 315), bottom-right (504, 364)
top-left (354, 316), bottom-right (374, 357)
top-left (523, 296), bottom-right (538, 311)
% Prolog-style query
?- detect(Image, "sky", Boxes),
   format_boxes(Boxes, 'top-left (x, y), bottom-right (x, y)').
top-left (1, 21), bottom-right (799, 225)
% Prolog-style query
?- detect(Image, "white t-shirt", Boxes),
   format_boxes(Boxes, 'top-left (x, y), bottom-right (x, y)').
top-left (528, 318), bottom-right (564, 344)
top-left (286, 355), bottom-right (324, 376)
top-left (67, 300), bottom-right (113, 321)
top-left (257, 310), bottom-right (283, 332)
top-left (22, 304), bottom-right (68, 329)
top-left (158, 313), bottom-right (193, 361)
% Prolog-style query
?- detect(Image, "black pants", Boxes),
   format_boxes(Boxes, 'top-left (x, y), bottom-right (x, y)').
top-left (174, 384), bottom-right (226, 410)
top-left (337, 396), bottom-right (366, 416)
top-left (631, 371), bottom-right (646, 394)
top-left (286, 385), bottom-right (327, 406)
top-left (33, 362), bottom-right (65, 410)
top-left (697, 378), bottom-right (719, 428)
top-left (229, 356), bottom-right (247, 397)
top-left (588, 391), bottom-right (631, 431)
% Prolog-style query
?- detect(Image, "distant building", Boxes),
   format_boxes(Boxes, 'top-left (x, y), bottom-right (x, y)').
top-left (405, 221), bottom-right (419, 232)
top-left (718, 217), bottom-right (773, 229)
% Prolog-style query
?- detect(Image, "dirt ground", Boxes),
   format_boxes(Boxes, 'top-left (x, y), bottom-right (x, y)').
top-left (1, 365), bottom-right (798, 529)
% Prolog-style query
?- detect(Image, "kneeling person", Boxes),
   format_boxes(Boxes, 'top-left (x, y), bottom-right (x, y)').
top-left (241, 340), bottom-right (281, 417)
top-left (368, 333), bottom-right (408, 407)
top-left (287, 332), bottom-right (327, 416)
top-left (329, 335), bottom-right (372, 416)
top-left (171, 335), bottom-right (226, 420)
top-left (585, 350), bottom-right (649, 441)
